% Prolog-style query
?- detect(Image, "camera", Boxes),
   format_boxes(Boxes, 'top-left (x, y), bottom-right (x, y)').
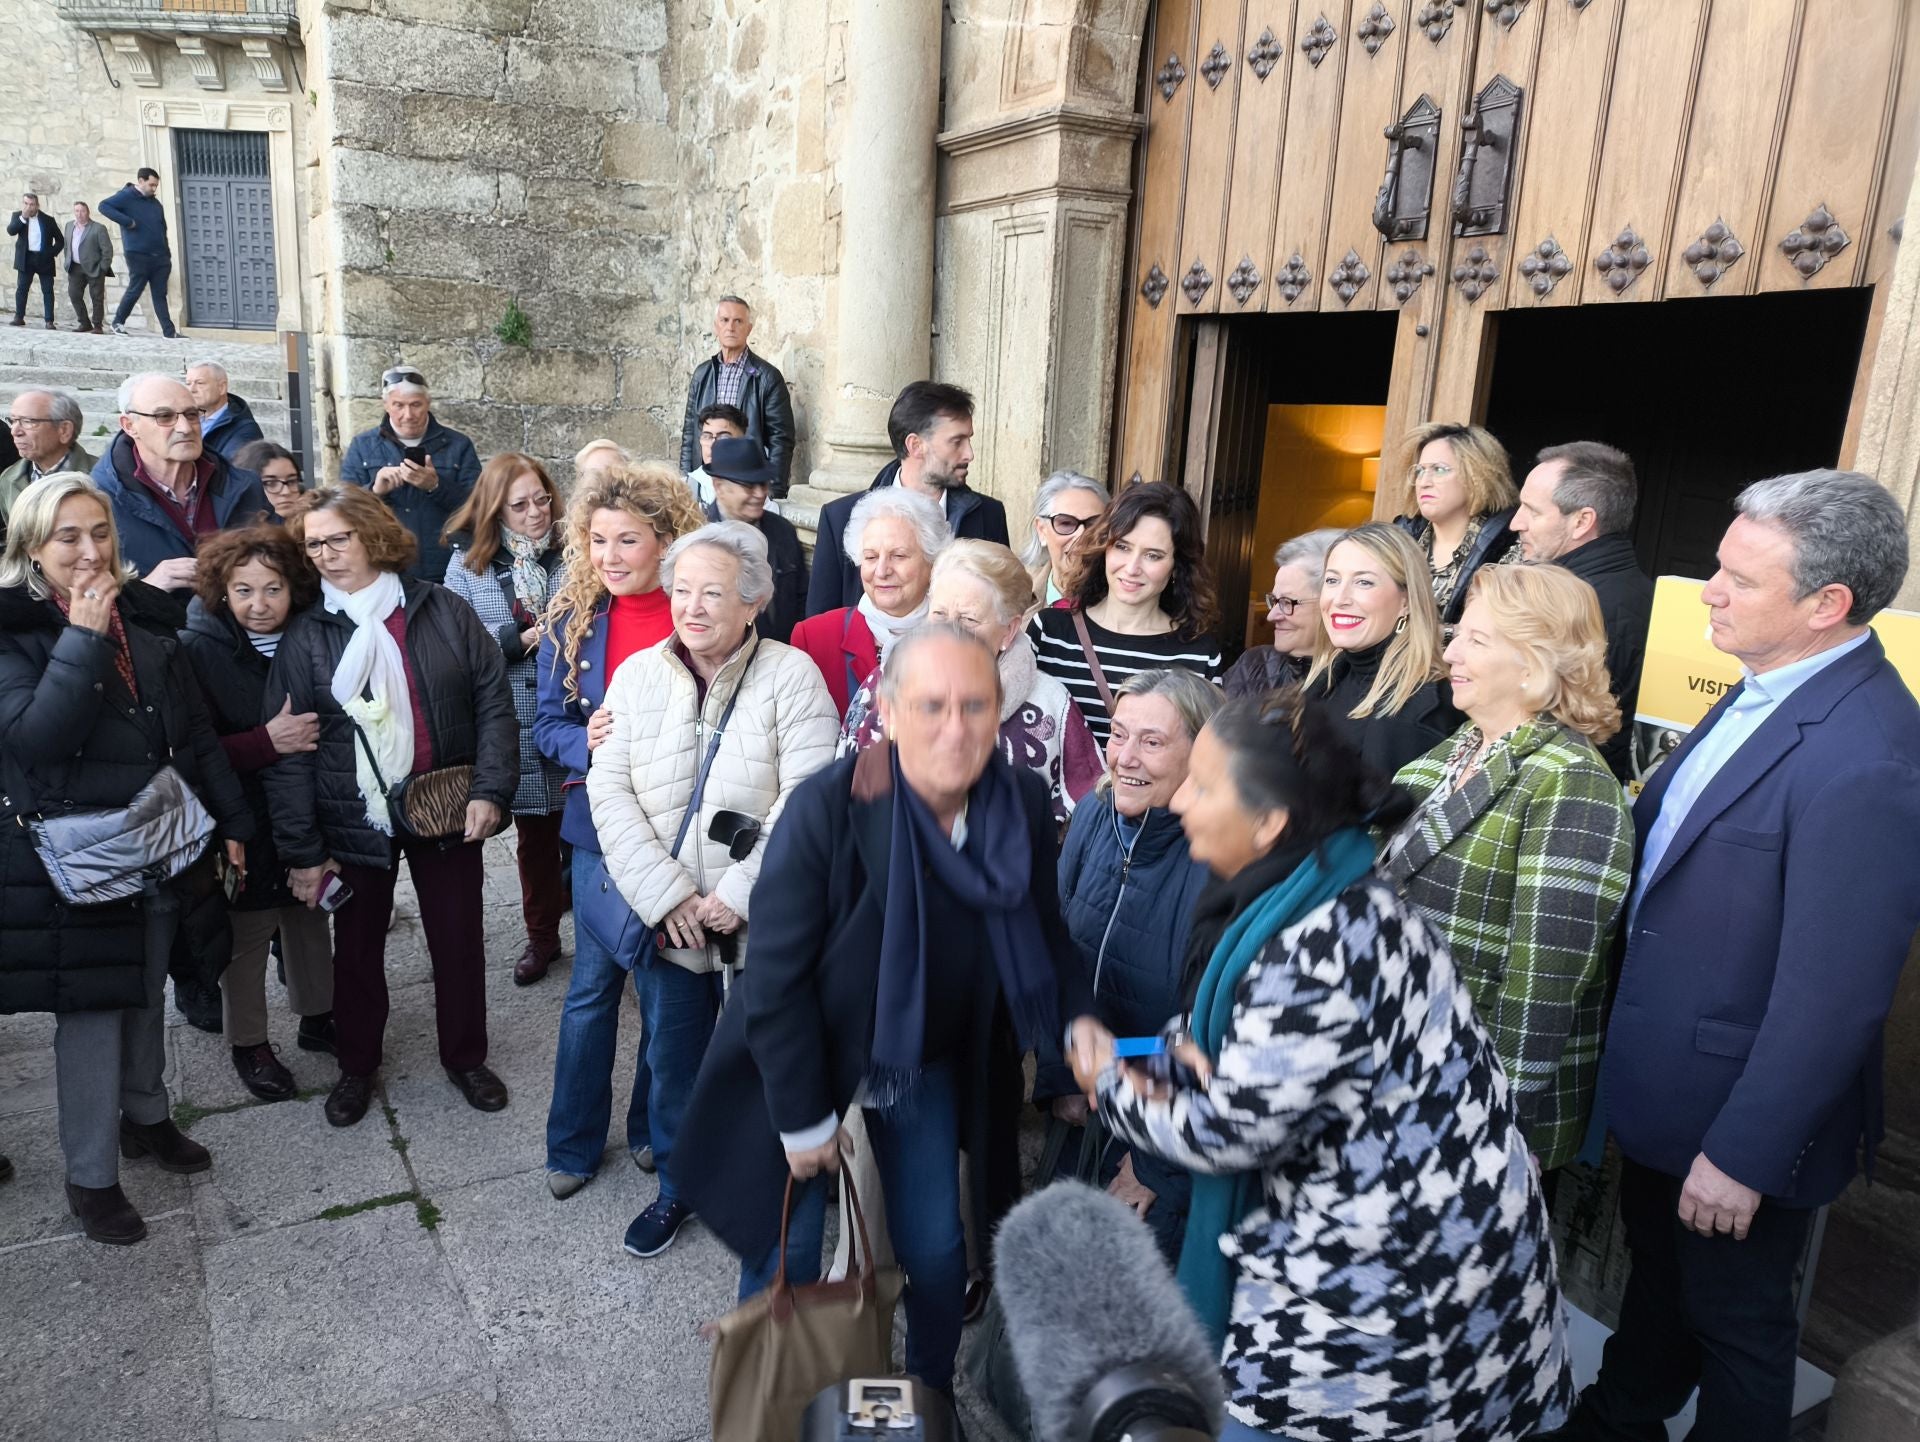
top-left (800, 1378), bottom-right (958, 1440)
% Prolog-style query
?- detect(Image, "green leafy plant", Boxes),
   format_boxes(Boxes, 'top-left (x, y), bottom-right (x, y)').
top-left (317, 1190), bottom-right (417, 1222)
top-left (494, 296), bottom-right (532, 348)
top-left (415, 1198), bottom-right (443, 1232)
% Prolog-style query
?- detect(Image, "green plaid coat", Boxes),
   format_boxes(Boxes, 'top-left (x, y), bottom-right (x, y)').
top-left (1382, 719), bottom-right (1633, 1169)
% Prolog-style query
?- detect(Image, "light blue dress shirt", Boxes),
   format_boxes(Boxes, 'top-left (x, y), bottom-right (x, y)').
top-left (1630, 630), bottom-right (1871, 925)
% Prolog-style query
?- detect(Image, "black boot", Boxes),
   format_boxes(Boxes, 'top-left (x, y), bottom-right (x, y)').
top-left (296, 1011), bottom-right (337, 1055)
top-left (66, 1181), bottom-right (147, 1245)
top-left (232, 1043), bottom-right (296, 1101)
top-left (0, 1154), bottom-right (13, 1184)
top-left (119, 1117), bottom-right (212, 1174)
top-left (325, 1073), bottom-right (375, 1128)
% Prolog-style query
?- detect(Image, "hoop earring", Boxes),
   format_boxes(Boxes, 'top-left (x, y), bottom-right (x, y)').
top-left (1393, 613), bottom-right (1408, 636)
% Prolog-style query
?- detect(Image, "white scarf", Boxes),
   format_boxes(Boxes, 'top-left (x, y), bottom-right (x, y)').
top-left (324, 571), bottom-right (413, 834)
top-left (856, 594), bottom-right (928, 662)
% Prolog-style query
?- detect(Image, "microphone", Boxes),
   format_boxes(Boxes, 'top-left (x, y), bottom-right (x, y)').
top-left (993, 1181), bottom-right (1225, 1442)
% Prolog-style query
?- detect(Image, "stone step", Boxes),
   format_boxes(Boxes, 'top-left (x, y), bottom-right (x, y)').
top-left (0, 364), bottom-right (286, 401)
top-left (0, 384), bottom-right (292, 449)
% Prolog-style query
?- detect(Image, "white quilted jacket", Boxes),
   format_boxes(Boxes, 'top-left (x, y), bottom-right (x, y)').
top-left (587, 632), bottom-right (839, 971)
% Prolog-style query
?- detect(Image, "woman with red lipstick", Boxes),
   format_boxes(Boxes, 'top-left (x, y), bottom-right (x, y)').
top-left (1393, 421), bottom-right (1519, 625)
top-left (1031, 481), bottom-right (1223, 747)
top-left (1303, 522), bottom-right (1457, 776)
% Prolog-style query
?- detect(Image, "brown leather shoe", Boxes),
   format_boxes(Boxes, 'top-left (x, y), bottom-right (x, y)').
top-left (91, 325), bottom-right (104, 334)
top-left (119, 1117), bottom-right (212, 1174)
top-left (446, 1064), bottom-right (509, 1112)
top-left (232, 1042), bottom-right (297, 1101)
top-left (71, 323), bottom-right (91, 332)
top-left (325, 1073), bottom-right (375, 1127)
top-left (512, 940), bottom-right (558, 987)
top-left (66, 1181), bottom-right (146, 1244)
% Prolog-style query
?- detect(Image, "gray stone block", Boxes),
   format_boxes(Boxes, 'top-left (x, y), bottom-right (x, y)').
top-left (338, 273), bottom-right (516, 341)
top-left (202, 1204), bottom-right (486, 1429)
top-left (332, 148), bottom-right (506, 216)
top-left (323, 13), bottom-right (505, 99)
top-left (500, 39), bottom-right (638, 114)
top-left (388, 94), bottom-right (606, 177)
top-left (526, 0), bottom-right (667, 55)
top-left (186, 1094), bottom-right (413, 1243)
top-left (484, 348), bottom-right (620, 407)
top-left (169, 1007), bottom-right (340, 1117)
top-left (0, 1221), bottom-right (215, 1440)
top-left (1827, 1326), bottom-right (1920, 1442)
top-left (0, 1008), bottom-right (56, 1119)
top-left (377, 0), bottom-right (533, 32)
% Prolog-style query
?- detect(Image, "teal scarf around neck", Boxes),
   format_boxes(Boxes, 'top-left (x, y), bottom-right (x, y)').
top-left (1176, 826), bottom-right (1376, 1346)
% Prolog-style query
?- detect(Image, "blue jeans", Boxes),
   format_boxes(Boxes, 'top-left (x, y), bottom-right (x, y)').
top-left (544, 850), bottom-right (650, 1177)
top-left (738, 1064), bottom-right (969, 1392)
top-left (112, 253), bottom-right (175, 333)
top-left (637, 950), bottom-right (723, 1203)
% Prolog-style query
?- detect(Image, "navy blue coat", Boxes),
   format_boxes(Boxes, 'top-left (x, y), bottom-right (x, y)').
top-left (98, 183), bottom-right (169, 260)
top-left (201, 394), bottom-right (266, 462)
top-left (339, 415), bottom-right (480, 583)
top-left (1607, 633), bottom-right (1920, 1207)
top-left (532, 603), bottom-right (611, 853)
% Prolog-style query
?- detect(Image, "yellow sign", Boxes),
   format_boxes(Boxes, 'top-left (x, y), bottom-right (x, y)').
top-left (1636, 576), bottom-right (1920, 732)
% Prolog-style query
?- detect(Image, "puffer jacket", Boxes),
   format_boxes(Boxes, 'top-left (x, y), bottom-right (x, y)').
top-left (261, 578), bottom-right (517, 870)
top-left (0, 582), bottom-right (252, 1014)
top-left (587, 631), bottom-right (838, 971)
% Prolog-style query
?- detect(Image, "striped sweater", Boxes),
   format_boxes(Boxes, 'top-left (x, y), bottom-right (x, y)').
top-left (1029, 605), bottom-right (1222, 745)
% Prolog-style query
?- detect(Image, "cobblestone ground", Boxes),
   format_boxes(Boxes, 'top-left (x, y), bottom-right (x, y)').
top-left (0, 835), bottom-right (1020, 1441)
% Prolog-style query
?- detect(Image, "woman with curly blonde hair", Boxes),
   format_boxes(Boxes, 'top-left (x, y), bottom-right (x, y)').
top-left (1380, 563), bottom-right (1633, 1184)
top-left (534, 461), bottom-right (706, 1195)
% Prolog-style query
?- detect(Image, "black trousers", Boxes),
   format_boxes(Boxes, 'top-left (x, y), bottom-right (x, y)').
top-left (13, 267), bottom-right (55, 323)
top-left (68, 269), bottom-right (106, 329)
top-left (1576, 1157), bottom-right (1816, 1442)
top-left (113, 253), bottom-right (175, 334)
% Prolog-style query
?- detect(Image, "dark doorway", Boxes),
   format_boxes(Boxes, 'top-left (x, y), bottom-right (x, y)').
top-left (174, 129), bottom-right (278, 331)
top-left (1484, 288), bottom-right (1873, 581)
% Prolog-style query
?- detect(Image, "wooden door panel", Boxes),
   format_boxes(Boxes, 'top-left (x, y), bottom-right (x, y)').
top-left (1864, 5), bottom-right (1918, 285)
top-left (1117, 0), bottom-right (1202, 484)
top-left (1578, 0), bottom-right (1710, 305)
top-left (1759, 0), bottom-right (1903, 293)
top-left (1320, 0), bottom-right (1412, 313)
top-left (1502, 0), bottom-right (1619, 311)
top-left (1270, 0), bottom-right (1357, 315)
top-left (1175, 0), bottom-right (1252, 316)
top-left (1220, 2), bottom-right (1301, 315)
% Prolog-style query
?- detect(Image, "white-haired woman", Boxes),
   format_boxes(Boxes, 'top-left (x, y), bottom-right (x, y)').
top-left (1224, 527), bottom-right (1343, 699)
top-left (1022, 469), bottom-right (1110, 607)
top-left (587, 520), bottom-right (840, 1257)
top-left (789, 487), bottom-right (952, 717)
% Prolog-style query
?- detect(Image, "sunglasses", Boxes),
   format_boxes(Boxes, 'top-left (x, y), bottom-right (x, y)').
top-left (382, 368), bottom-right (428, 390)
top-left (1042, 512), bottom-right (1098, 536)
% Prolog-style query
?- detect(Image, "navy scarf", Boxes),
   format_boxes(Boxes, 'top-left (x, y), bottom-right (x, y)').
top-left (867, 747), bottom-right (1057, 1109)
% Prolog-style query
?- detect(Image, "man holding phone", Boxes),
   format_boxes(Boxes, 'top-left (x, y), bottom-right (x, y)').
top-left (340, 366), bottom-right (480, 581)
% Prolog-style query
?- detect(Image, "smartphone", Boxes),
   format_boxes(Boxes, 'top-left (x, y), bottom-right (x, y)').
top-left (216, 853), bottom-right (243, 904)
top-left (316, 871), bottom-right (354, 913)
top-left (402, 444), bottom-right (428, 466)
top-left (1111, 1036), bottom-right (1167, 1060)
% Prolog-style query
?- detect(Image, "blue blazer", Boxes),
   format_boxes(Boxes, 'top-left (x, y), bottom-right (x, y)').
top-left (532, 603), bottom-right (610, 853)
top-left (1607, 633), bottom-right (1920, 1206)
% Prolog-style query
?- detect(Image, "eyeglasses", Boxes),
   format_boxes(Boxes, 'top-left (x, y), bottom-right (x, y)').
top-left (304, 529), bottom-right (356, 556)
top-left (8, 415), bottom-right (57, 429)
top-left (1262, 593), bottom-right (1309, 616)
top-left (1410, 462), bottom-right (1454, 480)
top-left (1042, 512), bottom-right (1098, 536)
top-left (506, 494), bottom-right (554, 514)
top-left (261, 476), bottom-right (303, 493)
top-left (381, 368), bottom-right (428, 390)
top-left (126, 407), bottom-right (204, 428)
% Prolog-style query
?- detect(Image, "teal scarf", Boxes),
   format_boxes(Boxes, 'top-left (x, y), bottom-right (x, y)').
top-left (1175, 826), bottom-right (1377, 1346)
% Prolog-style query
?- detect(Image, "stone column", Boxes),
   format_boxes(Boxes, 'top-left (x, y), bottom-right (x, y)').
top-left (792, 0), bottom-right (942, 522)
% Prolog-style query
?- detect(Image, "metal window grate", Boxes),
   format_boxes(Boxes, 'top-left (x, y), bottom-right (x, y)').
top-left (176, 129), bottom-right (269, 180)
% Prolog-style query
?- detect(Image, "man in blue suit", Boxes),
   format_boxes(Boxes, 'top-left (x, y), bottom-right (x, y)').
top-left (1552, 470), bottom-right (1920, 1442)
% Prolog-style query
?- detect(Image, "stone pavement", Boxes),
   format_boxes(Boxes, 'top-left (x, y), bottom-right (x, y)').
top-left (0, 836), bottom-right (1021, 1442)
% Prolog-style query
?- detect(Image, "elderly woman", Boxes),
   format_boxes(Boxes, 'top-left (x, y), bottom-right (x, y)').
top-left (841, 539), bottom-right (1100, 825)
top-left (0, 473), bottom-right (251, 1244)
top-left (178, 524), bottom-right (334, 1101)
top-left (1073, 689), bottom-right (1575, 1440)
top-left (536, 463), bottom-right (705, 1196)
top-left (442, 453), bottom-right (570, 987)
top-left (1038, 667), bottom-right (1220, 1261)
top-left (1393, 421), bottom-right (1519, 624)
top-left (232, 439), bottom-right (306, 521)
top-left (789, 486), bottom-right (951, 716)
top-left (1032, 481), bottom-right (1223, 746)
top-left (1223, 527), bottom-right (1342, 699)
top-left (588, 520), bottom-right (838, 1257)
top-left (1304, 521), bottom-right (1457, 776)
top-left (1022, 468), bottom-right (1110, 607)
top-left (1381, 565), bottom-right (1633, 1180)
top-left (262, 484), bottom-right (518, 1130)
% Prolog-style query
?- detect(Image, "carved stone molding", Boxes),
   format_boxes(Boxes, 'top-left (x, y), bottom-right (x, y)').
top-left (1779, 204), bottom-right (1851, 279)
top-left (1417, 1), bottom-right (1464, 42)
top-left (1276, 254), bottom-right (1312, 305)
top-left (1226, 257), bottom-right (1262, 306)
top-left (1247, 27), bottom-right (1283, 80)
top-left (1357, 3), bottom-right (1396, 55)
top-left (1301, 14), bottom-right (1338, 69)
top-left (1517, 235), bottom-right (1572, 296)
top-left (1681, 219), bottom-right (1744, 288)
top-left (1140, 262), bottom-right (1169, 309)
top-left (1200, 42), bottom-right (1232, 90)
top-left (1155, 53), bottom-right (1187, 102)
top-left (1593, 227), bottom-right (1652, 293)
top-left (1569, 0), bottom-right (1595, 8)
top-left (174, 34), bottom-right (225, 91)
top-left (1385, 249), bottom-right (1434, 304)
top-left (1328, 250), bottom-right (1372, 305)
top-left (109, 32), bottom-right (164, 87)
top-left (1452, 244), bottom-right (1498, 302)
top-left (1485, 0), bottom-right (1529, 25)
top-left (1180, 259), bottom-right (1214, 306)
top-left (239, 38), bottom-right (288, 93)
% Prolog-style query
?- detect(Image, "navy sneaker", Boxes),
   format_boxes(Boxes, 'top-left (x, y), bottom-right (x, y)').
top-left (623, 1197), bottom-right (692, 1258)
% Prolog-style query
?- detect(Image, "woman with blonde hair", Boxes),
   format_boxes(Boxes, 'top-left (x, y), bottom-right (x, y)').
top-left (1303, 521), bottom-right (1456, 775)
top-left (840, 539), bottom-right (1100, 825)
top-left (1393, 421), bottom-right (1519, 623)
top-left (534, 461), bottom-right (706, 1194)
top-left (1381, 563), bottom-right (1633, 1185)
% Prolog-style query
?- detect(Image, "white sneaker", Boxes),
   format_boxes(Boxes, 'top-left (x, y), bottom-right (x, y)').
top-left (111, 323), bottom-right (128, 335)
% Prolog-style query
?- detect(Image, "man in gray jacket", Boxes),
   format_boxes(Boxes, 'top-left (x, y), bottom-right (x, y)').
top-left (63, 201), bottom-right (114, 334)
top-left (678, 295), bottom-right (796, 497)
